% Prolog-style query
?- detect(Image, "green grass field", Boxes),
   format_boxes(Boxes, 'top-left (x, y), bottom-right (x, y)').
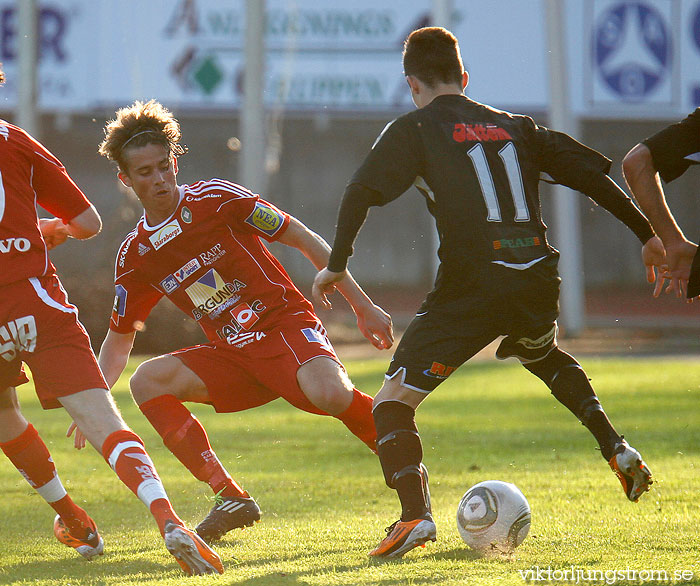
top-left (1, 355), bottom-right (699, 586)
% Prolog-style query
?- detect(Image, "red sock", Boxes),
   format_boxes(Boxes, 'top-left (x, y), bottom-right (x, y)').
top-left (0, 423), bottom-right (91, 535)
top-left (101, 429), bottom-right (181, 536)
top-left (335, 389), bottom-right (377, 452)
top-left (140, 395), bottom-right (246, 498)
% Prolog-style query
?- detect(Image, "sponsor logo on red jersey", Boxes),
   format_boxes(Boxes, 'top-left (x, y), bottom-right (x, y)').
top-left (0, 238), bottom-right (30, 253)
top-left (174, 258), bottom-right (202, 282)
top-left (148, 219), bottom-right (183, 250)
top-left (245, 202), bottom-right (283, 236)
top-left (453, 123), bottom-right (513, 143)
top-left (185, 193), bottom-right (221, 202)
top-left (226, 331), bottom-right (266, 348)
top-left (118, 233), bottom-right (137, 268)
top-left (160, 274), bottom-right (179, 294)
top-left (199, 243), bottom-right (226, 266)
top-left (229, 302), bottom-right (259, 330)
top-left (185, 268), bottom-right (245, 319)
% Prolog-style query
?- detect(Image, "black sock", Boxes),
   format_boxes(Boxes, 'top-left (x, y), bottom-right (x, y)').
top-left (525, 350), bottom-right (622, 461)
top-left (550, 369), bottom-right (621, 461)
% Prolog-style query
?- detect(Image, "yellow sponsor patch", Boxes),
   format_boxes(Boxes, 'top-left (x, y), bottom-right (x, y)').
top-left (245, 202), bottom-right (283, 235)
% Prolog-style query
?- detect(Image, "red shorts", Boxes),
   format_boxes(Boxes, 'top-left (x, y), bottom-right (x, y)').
top-left (172, 318), bottom-right (341, 413)
top-left (0, 275), bottom-right (107, 409)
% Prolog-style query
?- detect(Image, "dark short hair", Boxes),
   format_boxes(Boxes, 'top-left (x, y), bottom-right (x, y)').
top-left (402, 27), bottom-right (464, 88)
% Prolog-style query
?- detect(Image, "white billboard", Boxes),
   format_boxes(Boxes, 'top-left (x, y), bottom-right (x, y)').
top-left (568, 0), bottom-right (700, 118)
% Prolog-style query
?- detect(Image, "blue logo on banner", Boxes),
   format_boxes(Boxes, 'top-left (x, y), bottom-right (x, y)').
top-left (691, 2), bottom-right (700, 107)
top-left (693, 3), bottom-right (700, 51)
top-left (593, 1), bottom-right (671, 101)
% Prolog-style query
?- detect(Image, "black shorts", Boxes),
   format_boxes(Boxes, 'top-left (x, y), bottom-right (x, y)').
top-left (386, 262), bottom-right (561, 393)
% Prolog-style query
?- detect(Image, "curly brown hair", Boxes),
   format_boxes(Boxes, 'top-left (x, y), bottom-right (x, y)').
top-left (98, 99), bottom-right (186, 171)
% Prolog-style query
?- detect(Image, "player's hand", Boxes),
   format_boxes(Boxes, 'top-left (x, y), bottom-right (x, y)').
top-left (641, 236), bottom-right (667, 296)
top-left (40, 217), bottom-right (70, 250)
top-left (355, 302), bottom-right (394, 350)
top-left (66, 421), bottom-right (88, 450)
top-left (312, 268), bottom-right (347, 309)
top-left (657, 240), bottom-right (697, 300)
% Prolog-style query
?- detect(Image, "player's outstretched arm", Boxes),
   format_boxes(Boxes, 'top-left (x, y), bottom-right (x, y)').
top-left (622, 144), bottom-right (689, 248)
top-left (279, 217), bottom-right (394, 349)
top-left (98, 329), bottom-right (137, 390)
top-left (623, 144), bottom-right (697, 298)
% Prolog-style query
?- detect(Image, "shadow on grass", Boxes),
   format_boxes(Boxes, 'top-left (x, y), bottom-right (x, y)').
top-left (0, 554), bottom-right (197, 584)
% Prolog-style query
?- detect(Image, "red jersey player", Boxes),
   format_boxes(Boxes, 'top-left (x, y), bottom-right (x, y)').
top-left (94, 100), bottom-right (394, 544)
top-left (0, 68), bottom-right (222, 575)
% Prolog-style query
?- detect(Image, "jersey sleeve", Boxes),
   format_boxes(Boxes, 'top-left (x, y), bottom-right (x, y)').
top-left (30, 141), bottom-right (92, 222)
top-left (643, 108), bottom-right (700, 183)
top-left (349, 115), bottom-right (424, 205)
top-left (532, 122), bottom-right (653, 243)
top-left (533, 124), bottom-right (612, 190)
top-left (215, 180), bottom-right (291, 242)
top-left (110, 272), bottom-right (163, 333)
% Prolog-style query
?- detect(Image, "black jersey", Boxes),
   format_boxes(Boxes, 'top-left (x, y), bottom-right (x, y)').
top-left (643, 108), bottom-right (700, 183)
top-left (351, 95), bottom-right (612, 280)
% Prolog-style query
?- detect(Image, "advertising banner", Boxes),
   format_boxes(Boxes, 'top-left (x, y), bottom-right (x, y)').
top-left (0, 0), bottom-right (696, 117)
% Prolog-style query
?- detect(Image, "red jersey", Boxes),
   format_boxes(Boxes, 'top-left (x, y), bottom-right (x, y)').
top-left (0, 120), bottom-right (91, 286)
top-left (110, 179), bottom-right (317, 344)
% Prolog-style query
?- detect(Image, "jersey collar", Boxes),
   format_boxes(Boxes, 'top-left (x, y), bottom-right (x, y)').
top-left (141, 185), bottom-right (184, 232)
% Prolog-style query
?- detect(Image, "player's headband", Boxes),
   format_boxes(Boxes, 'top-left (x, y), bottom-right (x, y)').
top-left (120, 129), bottom-right (161, 152)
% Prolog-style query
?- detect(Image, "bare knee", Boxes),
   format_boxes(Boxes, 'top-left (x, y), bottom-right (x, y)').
top-left (316, 377), bottom-right (354, 414)
top-left (130, 355), bottom-right (207, 405)
top-left (130, 357), bottom-right (176, 404)
top-left (297, 357), bottom-right (354, 415)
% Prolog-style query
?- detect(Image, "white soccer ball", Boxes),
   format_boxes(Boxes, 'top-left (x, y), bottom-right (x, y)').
top-left (456, 480), bottom-right (531, 553)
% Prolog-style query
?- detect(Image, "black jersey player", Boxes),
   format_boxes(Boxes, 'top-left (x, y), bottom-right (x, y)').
top-left (623, 108), bottom-right (700, 299)
top-left (313, 27), bottom-right (659, 558)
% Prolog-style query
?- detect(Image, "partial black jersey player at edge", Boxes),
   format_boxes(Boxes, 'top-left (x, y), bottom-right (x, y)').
top-left (313, 27), bottom-right (660, 559)
top-left (623, 108), bottom-right (700, 299)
